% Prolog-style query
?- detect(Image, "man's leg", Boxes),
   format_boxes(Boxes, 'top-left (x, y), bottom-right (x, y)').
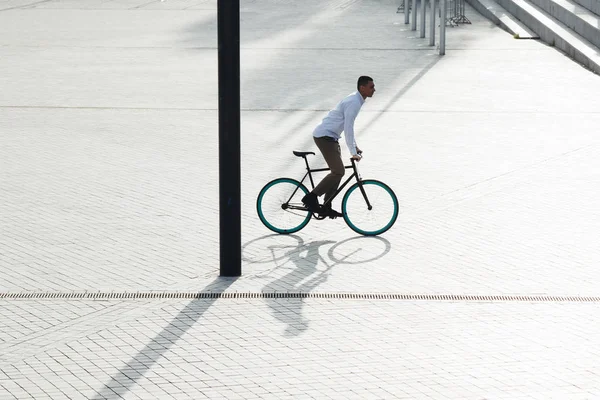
top-left (302, 137), bottom-right (346, 218)
top-left (313, 137), bottom-right (344, 201)
top-left (302, 136), bottom-right (344, 212)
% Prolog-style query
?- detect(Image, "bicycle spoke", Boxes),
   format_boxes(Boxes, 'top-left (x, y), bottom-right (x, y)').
top-left (342, 180), bottom-right (398, 236)
top-left (257, 178), bottom-right (311, 234)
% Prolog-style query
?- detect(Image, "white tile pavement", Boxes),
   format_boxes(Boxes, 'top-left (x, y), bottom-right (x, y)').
top-left (1, 0), bottom-right (600, 294)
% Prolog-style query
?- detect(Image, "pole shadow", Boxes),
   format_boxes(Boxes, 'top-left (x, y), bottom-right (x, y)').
top-left (92, 277), bottom-right (237, 400)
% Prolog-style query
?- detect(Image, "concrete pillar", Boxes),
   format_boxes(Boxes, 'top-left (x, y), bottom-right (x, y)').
top-left (440, 0), bottom-right (447, 55)
top-left (429, 0), bottom-right (436, 46)
top-left (420, 0), bottom-right (426, 38)
top-left (411, 0), bottom-right (417, 30)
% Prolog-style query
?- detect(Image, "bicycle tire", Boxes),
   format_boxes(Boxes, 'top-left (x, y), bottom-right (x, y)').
top-left (341, 179), bottom-right (399, 236)
top-left (256, 178), bottom-right (311, 234)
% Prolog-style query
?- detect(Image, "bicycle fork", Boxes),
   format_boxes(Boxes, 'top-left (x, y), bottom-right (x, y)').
top-left (351, 159), bottom-right (373, 211)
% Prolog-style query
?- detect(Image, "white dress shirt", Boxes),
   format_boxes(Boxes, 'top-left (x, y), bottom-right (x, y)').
top-left (313, 91), bottom-right (365, 156)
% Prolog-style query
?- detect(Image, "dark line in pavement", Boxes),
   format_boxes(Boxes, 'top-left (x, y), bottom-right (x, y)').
top-left (0, 0), bottom-right (52, 12)
top-left (133, 0), bottom-right (160, 9)
top-left (431, 143), bottom-right (597, 199)
top-left (0, 7), bottom-right (217, 11)
top-left (1, 292), bottom-right (599, 302)
top-left (0, 44), bottom-right (436, 51)
top-left (361, 55), bottom-right (441, 135)
top-left (1, 105), bottom-right (599, 114)
top-left (0, 105), bottom-right (216, 111)
top-left (0, 43), bottom-right (549, 51)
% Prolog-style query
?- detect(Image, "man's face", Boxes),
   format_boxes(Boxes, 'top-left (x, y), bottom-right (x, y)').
top-left (360, 81), bottom-right (376, 98)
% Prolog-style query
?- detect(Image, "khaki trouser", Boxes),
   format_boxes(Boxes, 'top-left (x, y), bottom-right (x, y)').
top-left (312, 136), bottom-right (345, 203)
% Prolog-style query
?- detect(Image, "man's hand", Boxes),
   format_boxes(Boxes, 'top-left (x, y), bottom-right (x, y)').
top-left (352, 146), bottom-right (363, 162)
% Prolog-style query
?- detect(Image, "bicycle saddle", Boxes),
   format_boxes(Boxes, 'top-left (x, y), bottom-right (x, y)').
top-left (293, 151), bottom-right (315, 157)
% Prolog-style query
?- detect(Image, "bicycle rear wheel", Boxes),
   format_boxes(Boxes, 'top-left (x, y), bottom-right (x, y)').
top-left (342, 179), bottom-right (398, 236)
top-left (257, 178), bottom-right (311, 234)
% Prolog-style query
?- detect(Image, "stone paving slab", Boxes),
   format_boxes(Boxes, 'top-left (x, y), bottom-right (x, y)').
top-left (2, 0), bottom-right (599, 296)
top-left (2, 105), bottom-right (600, 294)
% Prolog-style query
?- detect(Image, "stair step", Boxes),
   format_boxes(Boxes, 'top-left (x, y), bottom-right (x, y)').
top-left (571, 0), bottom-right (600, 16)
top-left (466, 0), bottom-right (539, 38)
top-left (496, 0), bottom-right (600, 74)
top-left (529, 0), bottom-right (600, 48)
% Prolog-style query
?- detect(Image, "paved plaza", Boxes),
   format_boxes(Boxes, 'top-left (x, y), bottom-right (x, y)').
top-left (1, 0), bottom-right (600, 398)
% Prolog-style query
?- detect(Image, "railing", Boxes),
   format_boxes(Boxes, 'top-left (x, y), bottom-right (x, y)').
top-left (398, 0), bottom-right (471, 55)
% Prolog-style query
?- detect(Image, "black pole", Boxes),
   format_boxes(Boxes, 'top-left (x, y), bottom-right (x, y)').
top-left (217, 0), bottom-right (241, 277)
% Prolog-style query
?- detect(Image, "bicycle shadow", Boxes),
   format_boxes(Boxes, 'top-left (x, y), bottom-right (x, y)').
top-left (244, 234), bottom-right (392, 337)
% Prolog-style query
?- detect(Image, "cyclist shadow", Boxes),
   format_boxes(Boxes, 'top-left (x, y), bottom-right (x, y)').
top-left (242, 234), bottom-right (391, 337)
top-left (262, 239), bottom-right (336, 337)
top-left (251, 235), bottom-right (391, 337)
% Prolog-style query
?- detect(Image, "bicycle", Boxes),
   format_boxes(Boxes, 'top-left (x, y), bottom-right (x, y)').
top-left (256, 151), bottom-right (399, 236)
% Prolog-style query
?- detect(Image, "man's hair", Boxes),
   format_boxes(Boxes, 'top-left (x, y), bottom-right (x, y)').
top-left (357, 76), bottom-right (373, 90)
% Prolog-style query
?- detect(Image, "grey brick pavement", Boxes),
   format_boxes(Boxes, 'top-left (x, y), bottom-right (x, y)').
top-left (1, 0), bottom-right (600, 398)
top-left (2, 298), bottom-right (600, 399)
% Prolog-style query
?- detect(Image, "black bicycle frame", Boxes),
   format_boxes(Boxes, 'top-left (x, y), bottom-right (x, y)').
top-left (286, 157), bottom-right (373, 211)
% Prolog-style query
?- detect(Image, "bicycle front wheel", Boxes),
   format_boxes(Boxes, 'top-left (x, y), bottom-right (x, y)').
top-left (342, 179), bottom-right (399, 236)
top-left (257, 178), bottom-right (311, 234)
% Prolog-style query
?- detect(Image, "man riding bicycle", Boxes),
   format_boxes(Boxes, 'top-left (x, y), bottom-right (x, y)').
top-left (302, 76), bottom-right (376, 218)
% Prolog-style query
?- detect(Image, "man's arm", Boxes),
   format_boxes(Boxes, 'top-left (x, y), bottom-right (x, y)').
top-left (343, 102), bottom-right (361, 156)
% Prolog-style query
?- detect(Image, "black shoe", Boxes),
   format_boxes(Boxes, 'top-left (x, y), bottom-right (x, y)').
top-left (321, 204), bottom-right (343, 219)
top-left (302, 192), bottom-right (320, 213)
